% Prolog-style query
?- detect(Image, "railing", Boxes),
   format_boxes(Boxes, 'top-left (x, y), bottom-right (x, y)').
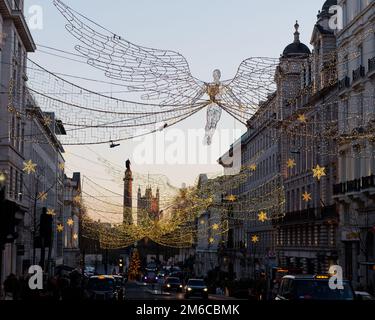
top-left (333, 175), bottom-right (375, 195)
top-left (338, 76), bottom-right (350, 91)
top-left (352, 65), bottom-right (366, 83)
top-left (369, 57), bottom-right (375, 73)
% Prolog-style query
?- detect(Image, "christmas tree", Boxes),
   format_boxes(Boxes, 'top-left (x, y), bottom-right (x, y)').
top-left (128, 249), bottom-right (141, 280)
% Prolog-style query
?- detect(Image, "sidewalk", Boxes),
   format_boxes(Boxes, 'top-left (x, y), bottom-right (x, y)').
top-left (209, 294), bottom-right (244, 300)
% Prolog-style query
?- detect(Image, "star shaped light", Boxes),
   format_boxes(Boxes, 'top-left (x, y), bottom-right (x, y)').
top-left (258, 211), bottom-right (268, 223)
top-left (249, 164), bottom-right (257, 171)
top-left (73, 194), bottom-right (81, 204)
top-left (73, 233), bottom-right (78, 240)
top-left (47, 208), bottom-right (56, 216)
top-left (251, 235), bottom-right (259, 243)
top-left (287, 158), bottom-right (296, 169)
top-left (23, 160), bottom-right (37, 174)
top-left (302, 191), bottom-right (312, 202)
top-left (212, 223), bottom-right (219, 230)
top-left (38, 192), bottom-right (48, 202)
top-left (226, 195), bottom-right (237, 202)
top-left (298, 114), bottom-right (307, 123)
top-left (57, 224), bottom-right (64, 232)
top-left (43, 116), bottom-right (52, 126)
top-left (67, 218), bottom-right (74, 227)
top-left (313, 165), bottom-right (326, 181)
top-left (208, 237), bottom-right (215, 244)
top-left (58, 163), bottom-right (65, 171)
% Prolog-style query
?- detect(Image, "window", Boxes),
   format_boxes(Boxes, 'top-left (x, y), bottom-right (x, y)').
top-left (15, 170), bottom-right (18, 201)
top-left (357, 44), bottom-right (363, 66)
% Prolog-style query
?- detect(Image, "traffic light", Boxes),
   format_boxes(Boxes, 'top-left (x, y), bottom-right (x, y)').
top-left (118, 257), bottom-right (124, 273)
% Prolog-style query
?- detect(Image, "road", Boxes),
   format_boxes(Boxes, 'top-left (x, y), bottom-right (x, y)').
top-left (125, 281), bottom-right (239, 300)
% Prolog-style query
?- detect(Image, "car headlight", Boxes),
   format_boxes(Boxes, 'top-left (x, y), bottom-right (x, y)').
top-left (187, 287), bottom-right (192, 291)
top-left (167, 284), bottom-right (171, 288)
top-left (203, 288), bottom-right (208, 292)
top-left (179, 285), bottom-right (183, 288)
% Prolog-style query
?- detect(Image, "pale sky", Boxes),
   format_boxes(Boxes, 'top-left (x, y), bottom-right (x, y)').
top-left (23, 0), bottom-right (326, 219)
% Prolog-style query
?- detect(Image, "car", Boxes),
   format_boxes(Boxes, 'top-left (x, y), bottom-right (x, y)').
top-left (355, 291), bottom-right (375, 300)
top-left (164, 277), bottom-right (183, 292)
top-left (185, 279), bottom-right (208, 299)
top-left (86, 275), bottom-right (118, 300)
top-left (275, 274), bottom-right (355, 300)
top-left (145, 263), bottom-right (158, 272)
top-left (113, 275), bottom-right (126, 300)
top-left (142, 271), bottom-right (158, 284)
top-left (84, 266), bottom-right (95, 277)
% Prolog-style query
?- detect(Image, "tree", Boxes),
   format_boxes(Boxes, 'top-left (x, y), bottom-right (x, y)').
top-left (128, 249), bottom-right (141, 281)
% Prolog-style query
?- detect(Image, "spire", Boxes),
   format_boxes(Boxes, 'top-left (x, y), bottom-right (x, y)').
top-left (294, 20), bottom-right (300, 43)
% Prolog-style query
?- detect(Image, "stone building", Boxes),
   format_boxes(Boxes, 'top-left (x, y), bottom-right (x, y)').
top-left (63, 172), bottom-right (81, 268)
top-left (334, 0), bottom-right (375, 291)
top-left (137, 186), bottom-right (160, 225)
top-left (0, 0), bottom-right (35, 289)
top-left (194, 174), bottom-right (222, 277)
top-left (21, 105), bottom-right (66, 273)
top-left (275, 9), bottom-right (339, 274)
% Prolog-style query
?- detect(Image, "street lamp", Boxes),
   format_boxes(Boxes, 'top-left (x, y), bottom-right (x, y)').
top-left (0, 171), bottom-right (6, 184)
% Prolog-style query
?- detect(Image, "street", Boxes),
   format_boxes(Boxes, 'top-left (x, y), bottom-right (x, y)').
top-left (125, 281), bottom-right (234, 301)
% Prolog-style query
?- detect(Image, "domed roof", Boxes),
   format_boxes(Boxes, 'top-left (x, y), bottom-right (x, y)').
top-left (322, 0), bottom-right (337, 12)
top-left (283, 42), bottom-right (311, 57)
top-left (282, 21), bottom-right (311, 58)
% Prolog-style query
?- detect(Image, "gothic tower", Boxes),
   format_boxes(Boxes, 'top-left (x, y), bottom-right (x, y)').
top-left (123, 159), bottom-right (133, 224)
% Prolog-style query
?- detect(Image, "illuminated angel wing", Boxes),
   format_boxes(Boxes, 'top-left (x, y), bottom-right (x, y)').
top-left (219, 57), bottom-right (278, 121)
top-left (53, 0), bottom-right (205, 106)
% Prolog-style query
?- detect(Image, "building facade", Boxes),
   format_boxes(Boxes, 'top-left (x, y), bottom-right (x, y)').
top-left (335, 0), bottom-right (375, 291)
top-left (21, 105), bottom-right (66, 274)
top-left (275, 9), bottom-right (340, 274)
top-left (194, 174), bottom-right (222, 277)
top-left (63, 172), bottom-right (81, 268)
top-left (0, 0), bottom-right (35, 292)
top-left (137, 186), bottom-right (160, 225)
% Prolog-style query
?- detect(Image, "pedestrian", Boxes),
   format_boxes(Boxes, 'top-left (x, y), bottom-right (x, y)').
top-left (3, 274), bottom-right (20, 300)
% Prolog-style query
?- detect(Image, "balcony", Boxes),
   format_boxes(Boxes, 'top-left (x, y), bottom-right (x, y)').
top-left (333, 175), bottom-right (375, 196)
top-left (338, 76), bottom-right (350, 92)
top-left (362, 175), bottom-right (375, 190)
top-left (352, 66), bottom-right (366, 87)
top-left (369, 57), bottom-right (375, 77)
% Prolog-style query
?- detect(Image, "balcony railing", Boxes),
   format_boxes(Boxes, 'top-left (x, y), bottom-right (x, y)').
top-left (338, 76), bottom-right (350, 91)
top-left (369, 57), bottom-right (375, 73)
top-left (352, 65), bottom-right (366, 83)
top-left (333, 175), bottom-right (375, 195)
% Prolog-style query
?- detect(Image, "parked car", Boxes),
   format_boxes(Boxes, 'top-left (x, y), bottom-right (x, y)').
top-left (164, 277), bottom-right (183, 292)
top-left (86, 275), bottom-right (118, 300)
top-left (185, 279), bottom-right (208, 299)
top-left (355, 291), bottom-right (375, 300)
top-left (275, 275), bottom-right (355, 301)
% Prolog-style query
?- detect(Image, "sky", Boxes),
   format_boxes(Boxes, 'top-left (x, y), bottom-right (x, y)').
top-left (22, 0), bottom-right (326, 218)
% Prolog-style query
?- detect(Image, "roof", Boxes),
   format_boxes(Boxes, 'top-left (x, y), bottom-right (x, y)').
top-left (283, 42), bottom-right (311, 57)
top-left (282, 21), bottom-right (311, 58)
top-left (322, 0), bottom-right (337, 12)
